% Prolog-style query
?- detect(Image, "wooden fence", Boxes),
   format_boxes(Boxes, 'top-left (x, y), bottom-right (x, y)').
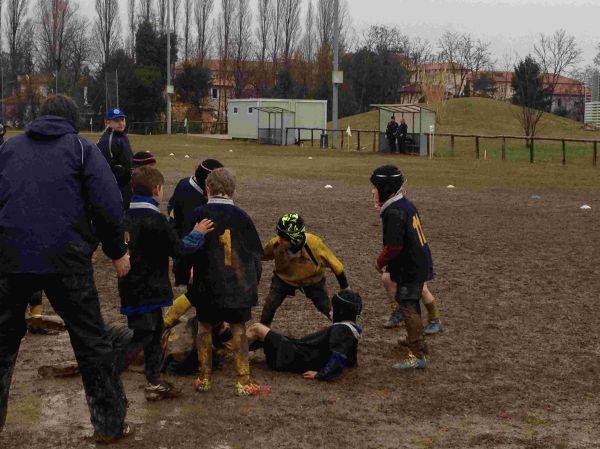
top-left (427, 132), bottom-right (600, 166)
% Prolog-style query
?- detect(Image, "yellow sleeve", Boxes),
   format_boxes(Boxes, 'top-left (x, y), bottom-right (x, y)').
top-left (316, 237), bottom-right (344, 275)
top-left (262, 237), bottom-right (277, 261)
top-left (163, 294), bottom-right (192, 327)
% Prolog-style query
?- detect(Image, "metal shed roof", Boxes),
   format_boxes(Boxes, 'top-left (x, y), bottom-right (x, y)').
top-left (254, 106), bottom-right (295, 114)
top-left (370, 104), bottom-right (435, 113)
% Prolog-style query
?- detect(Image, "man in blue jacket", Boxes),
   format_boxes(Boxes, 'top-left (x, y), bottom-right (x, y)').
top-left (0, 95), bottom-right (132, 443)
top-left (97, 108), bottom-right (134, 209)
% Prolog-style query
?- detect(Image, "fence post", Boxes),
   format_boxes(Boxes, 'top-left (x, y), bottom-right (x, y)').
top-left (475, 136), bottom-right (480, 159)
top-left (594, 142), bottom-right (598, 167)
top-left (562, 140), bottom-right (566, 165)
top-left (502, 137), bottom-right (506, 161)
top-left (372, 131), bottom-right (377, 152)
top-left (357, 131), bottom-right (361, 151)
top-left (530, 138), bottom-right (534, 164)
top-left (311, 129), bottom-right (314, 147)
top-left (341, 131), bottom-right (344, 149)
top-left (451, 135), bottom-right (455, 156)
top-left (297, 128), bottom-right (301, 146)
top-left (427, 133), bottom-right (431, 158)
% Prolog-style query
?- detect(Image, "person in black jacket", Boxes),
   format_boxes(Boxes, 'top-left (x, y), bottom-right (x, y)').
top-left (97, 108), bottom-right (134, 209)
top-left (119, 166), bottom-right (214, 401)
top-left (385, 116), bottom-right (399, 153)
top-left (398, 118), bottom-right (408, 154)
top-left (247, 290), bottom-right (362, 381)
top-left (0, 95), bottom-right (131, 443)
top-left (189, 168), bottom-right (264, 397)
top-left (0, 120), bottom-right (5, 146)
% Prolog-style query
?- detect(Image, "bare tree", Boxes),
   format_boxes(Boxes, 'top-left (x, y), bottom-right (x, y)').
top-left (316, 0), bottom-right (349, 50)
top-left (301, 0), bottom-right (315, 62)
top-left (232, 0), bottom-right (252, 97)
top-left (269, 0), bottom-right (282, 65)
top-left (94, 0), bottom-right (120, 66)
top-left (363, 25), bottom-right (407, 53)
top-left (497, 49), bottom-right (519, 101)
top-left (64, 16), bottom-right (90, 92)
top-left (5, 0), bottom-right (31, 90)
top-left (171, 0), bottom-right (180, 33)
top-left (194, 0), bottom-right (214, 65)
top-left (36, 0), bottom-right (79, 86)
top-left (255, 0), bottom-right (270, 63)
top-left (280, 0), bottom-right (301, 64)
top-left (438, 31), bottom-right (492, 96)
top-left (216, 0), bottom-right (236, 119)
top-left (127, 0), bottom-right (136, 58)
top-left (139, 0), bottom-right (153, 23)
top-left (156, 0), bottom-right (166, 33)
top-left (533, 29), bottom-right (582, 108)
top-left (403, 37), bottom-right (433, 103)
top-left (182, 0), bottom-right (192, 61)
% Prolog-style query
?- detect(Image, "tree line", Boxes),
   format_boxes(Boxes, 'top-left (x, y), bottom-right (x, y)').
top-left (0, 0), bottom-right (596, 128)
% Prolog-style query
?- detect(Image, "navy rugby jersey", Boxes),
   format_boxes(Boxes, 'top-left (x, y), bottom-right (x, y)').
top-left (189, 198), bottom-right (263, 309)
top-left (381, 196), bottom-right (433, 284)
top-left (168, 176), bottom-right (207, 238)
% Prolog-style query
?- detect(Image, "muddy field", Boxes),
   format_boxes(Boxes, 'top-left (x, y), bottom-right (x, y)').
top-left (2, 173), bottom-right (599, 449)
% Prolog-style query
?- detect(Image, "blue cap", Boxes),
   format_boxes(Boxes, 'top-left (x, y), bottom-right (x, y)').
top-left (107, 108), bottom-right (126, 120)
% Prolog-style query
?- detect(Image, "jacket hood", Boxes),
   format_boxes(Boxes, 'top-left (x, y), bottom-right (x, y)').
top-left (26, 115), bottom-right (78, 139)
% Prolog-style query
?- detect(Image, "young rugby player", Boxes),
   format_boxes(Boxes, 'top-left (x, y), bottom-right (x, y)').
top-left (260, 213), bottom-right (350, 326)
top-left (247, 290), bottom-right (362, 380)
top-left (188, 168), bottom-right (264, 396)
top-left (119, 166), bottom-right (214, 400)
top-left (371, 165), bottom-right (433, 369)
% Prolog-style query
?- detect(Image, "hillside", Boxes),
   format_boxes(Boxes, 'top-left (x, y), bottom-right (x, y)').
top-left (332, 97), bottom-right (598, 139)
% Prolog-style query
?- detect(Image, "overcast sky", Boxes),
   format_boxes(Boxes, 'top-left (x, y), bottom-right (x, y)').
top-left (76, 0), bottom-right (599, 68)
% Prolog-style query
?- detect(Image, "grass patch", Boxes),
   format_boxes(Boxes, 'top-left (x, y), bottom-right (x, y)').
top-left (6, 395), bottom-right (42, 425)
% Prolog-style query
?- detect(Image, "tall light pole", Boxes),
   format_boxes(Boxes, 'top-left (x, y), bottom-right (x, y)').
top-left (332, 0), bottom-right (340, 149)
top-left (166, 0), bottom-right (172, 134)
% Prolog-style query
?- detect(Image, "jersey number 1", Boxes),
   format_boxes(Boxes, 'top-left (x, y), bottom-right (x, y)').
top-left (412, 215), bottom-right (427, 246)
top-left (219, 229), bottom-right (232, 266)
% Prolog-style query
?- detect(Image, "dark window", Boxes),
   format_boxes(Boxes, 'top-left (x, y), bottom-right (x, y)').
top-left (233, 107), bottom-right (239, 114)
top-left (248, 107), bottom-right (253, 114)
top-left (212, 88), bottom-right (218, 99)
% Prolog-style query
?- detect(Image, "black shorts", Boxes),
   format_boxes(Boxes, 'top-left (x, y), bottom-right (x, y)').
top-left (263, 330), bottom-right (284, 370)
top-left (196, 304), bottom-right (251, 324)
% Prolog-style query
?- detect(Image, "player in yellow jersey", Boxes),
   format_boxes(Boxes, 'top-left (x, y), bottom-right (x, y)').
top-left (260, 213), bottom-right (351, 326)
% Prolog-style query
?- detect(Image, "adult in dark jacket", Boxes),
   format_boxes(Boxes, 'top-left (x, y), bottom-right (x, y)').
top-left (0, 95), bottom-right (131, 443)
top-left (97, 108), bottom-right (134, 209)
top-left (0, 120), bottom-right (5, 145)
top-left (398, 118), bottom-right (409, 154)
top-left (385, 116), bottom-right (399, 153)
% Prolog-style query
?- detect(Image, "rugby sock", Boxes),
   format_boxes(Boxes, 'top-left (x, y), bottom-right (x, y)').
top-left (163, 294), bottom-right (193, 327)
top-left (196, 332), bottom-right (213, 381)
top-left (230, 334), bottom-right (250, 386)
top-left (424, 300), bottom-right (441, 322)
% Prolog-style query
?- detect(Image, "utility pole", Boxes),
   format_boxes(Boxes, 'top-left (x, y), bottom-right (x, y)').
top-left (332, 0), bottom-right (340, 149)
top-left (166, 0), bottom-right (172, 135)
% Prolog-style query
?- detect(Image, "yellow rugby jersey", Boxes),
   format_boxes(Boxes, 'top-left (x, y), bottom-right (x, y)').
top-left (262, 233), bottom-right (344, 287)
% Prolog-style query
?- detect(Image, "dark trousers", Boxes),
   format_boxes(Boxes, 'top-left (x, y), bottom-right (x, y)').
top-left (387, 138), bottom-right (398, 153)
top-left (260, 276), bottom-right (331, 326)
top-left (123, 309), bottom-right (164, 385)
top-left (0, 273), bottom-right (127, 437)
top-left (399, 135), bottom-right (407, 153)
top-left (396, 282), bottom-right (426, 358)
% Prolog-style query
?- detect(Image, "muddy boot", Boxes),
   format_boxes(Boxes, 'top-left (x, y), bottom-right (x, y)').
top-left (194, 331), bottom-right (212, 392)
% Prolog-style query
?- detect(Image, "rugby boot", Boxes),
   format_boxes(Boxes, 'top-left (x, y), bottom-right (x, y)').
top-left (234, 382), bottom-right (268, 397)
top-left (424, 319), bottom-right (443, 335)
top-left (383, 311), bottom-right (404, 329)
top-left (392, 352), bottom-right (428, 370)
top-left (144, 381), bottom-right (180, 401)
top-left (93, 423), bottom-right (133, 445)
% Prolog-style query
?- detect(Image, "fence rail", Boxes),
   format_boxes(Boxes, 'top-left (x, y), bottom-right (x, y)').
top-left (426, 132), bottom-right (600, 166)
top-left (127, 121), bottom-right (227, 135)
top-left (285, 127), bottom-right (381, 152)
